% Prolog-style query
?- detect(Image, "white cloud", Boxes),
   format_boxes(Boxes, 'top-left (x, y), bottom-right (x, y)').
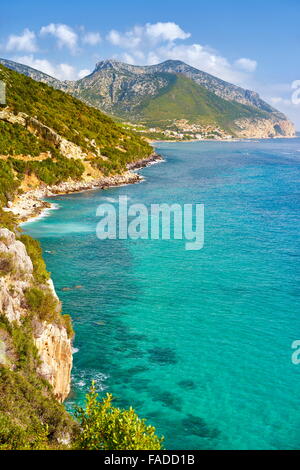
top-left (235, 58), bottom-right (257, 73)
top-left (40, 23), bottom-right (78, 53)
top-left (82, 32), bottom-right (101, 46)
top-left (107, 22), bottom-right (190, 49)
top-left (58, 63), bottom-right (77, 80)
top-left (117, 52), bottom-right (136, 65)
top-left (269, 96), bottom-right (292, 106)
top-left (255, 81), bottom-right (300, 128)
top-left (145, 22), bottom-right (190, 42)
top-left (78, 68), bottom-right (91, 79)
top-left (153, 43), bottom-right (257, 84)
top-left (116, 42), bottom-right (255, 86)
top-left (6, 29), bottom-right (37, 53)
top-left (106, 22), bottom-right (258, 87)
top-left (14, 55), bottom-right (78, 80)
top-left (107, 27), bottom-right (142, 49)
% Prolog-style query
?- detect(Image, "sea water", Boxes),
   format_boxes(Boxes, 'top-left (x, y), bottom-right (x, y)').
top-left (24, 139), bottom-right (300, 449)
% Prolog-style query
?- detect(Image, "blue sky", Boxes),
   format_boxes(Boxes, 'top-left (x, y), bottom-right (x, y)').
top-left (1, 0), bottom-right (299, 127)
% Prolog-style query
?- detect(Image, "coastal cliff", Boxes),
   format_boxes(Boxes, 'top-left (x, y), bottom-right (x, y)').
top-left (0, 227), bottom-right (72, 402)
top-left (234, 116), bottom-right (296, 139)
top-left (34, 320), bottom-right (72, 402)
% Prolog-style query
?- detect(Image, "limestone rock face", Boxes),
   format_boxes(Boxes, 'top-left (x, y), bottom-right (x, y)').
top-left (234, 117), bottom-right (296, 138)
top-left (0, 228), bottom-right (33, 322)
top-left (33, 321), bottom-right (72, 402)
top-left (0, 228), bottom-right (72, 402)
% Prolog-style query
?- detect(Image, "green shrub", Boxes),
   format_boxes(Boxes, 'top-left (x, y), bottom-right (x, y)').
top-left (0, 368), bottom-right (77, 450)
top-left (25, 287), bottom-right (59, 323)
top-left (0, 412), bottom-right (49, 450)
top-left (0, 160), bottom-right (20, 205)
top-left (0, 208), bottom-right (17, 231)
top-left (24, 287), bottom-right (74, 338)
top-left (0, 316), bottom-right (40, 370)
top-left (0, 252), bottom-right (14, 277)
top-left (19, 234), bottom-right (50, 283)
top-left (74, 384), bottom-right (163, 450)
top-left (0, 121), bottom-right (53, 157)
top-left (62, 314), bottom-right (74, 339)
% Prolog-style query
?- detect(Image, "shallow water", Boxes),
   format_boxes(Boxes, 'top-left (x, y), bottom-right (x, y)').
top-left (24, 139), bottom-right (300, 449)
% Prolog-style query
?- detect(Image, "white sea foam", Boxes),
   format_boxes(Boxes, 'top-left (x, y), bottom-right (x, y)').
top-left (101, 197), bottom-right (118, 203)
top-left (72, 369), bottom-right (109, 392)
top-left (101, 196), bottom-right (132, 203)
top-left (21, 203), bottom-right (61, 226)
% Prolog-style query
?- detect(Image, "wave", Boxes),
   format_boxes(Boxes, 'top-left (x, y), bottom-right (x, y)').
top-left (21, 203), bottom-right (61, 226)
top-left (71, 369), bottom-right (109, 392)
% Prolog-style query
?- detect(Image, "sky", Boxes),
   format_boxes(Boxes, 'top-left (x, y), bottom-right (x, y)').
top-left (0, 0), bottom-right (299, 128)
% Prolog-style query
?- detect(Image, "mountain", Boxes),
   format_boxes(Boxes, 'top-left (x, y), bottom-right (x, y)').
top-left (0, 58), bottom-right (295, 138)
top-left (71, 60), bottom-right (295, 137)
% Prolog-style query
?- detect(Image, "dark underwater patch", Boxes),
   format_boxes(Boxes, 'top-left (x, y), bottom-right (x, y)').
top-left (148, 347), bottom-right (178, 365)
top-left (182, 414), bottom-right (220, 439)
top-left (114, 397), bottom-right (145, 410)
top-left (177, 380), bottom-right (197, 390)
top-left (125, 350), bottom-right (145, 359)
top-left (131, 378), bottom-right (151, 392)
top-left (125, 365), bottom-right (150, 375)
top-left (153, 390), bottom-right (182, 412)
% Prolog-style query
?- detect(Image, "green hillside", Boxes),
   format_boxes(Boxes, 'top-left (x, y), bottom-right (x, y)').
top-left (136, 74), bottom-right (268, 129)
top-left (0, 64), bottom-right (152, 206)
top-left (0, 64), bottom-right (151, 154)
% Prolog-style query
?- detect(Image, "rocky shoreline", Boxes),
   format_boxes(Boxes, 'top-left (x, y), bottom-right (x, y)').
top-left (126, 152), bottom-right (164, 170)
top-left (7, 153), bottom-right (163, 224)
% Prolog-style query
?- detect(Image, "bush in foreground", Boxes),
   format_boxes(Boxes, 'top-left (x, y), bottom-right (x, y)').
top-left (74, 384), bottom-right (163, 450)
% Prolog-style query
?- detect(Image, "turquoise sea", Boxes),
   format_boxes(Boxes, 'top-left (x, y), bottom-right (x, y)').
top-left (24, 139), bottom-right (300, 450)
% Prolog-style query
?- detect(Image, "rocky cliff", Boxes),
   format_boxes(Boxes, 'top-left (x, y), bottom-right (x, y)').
top-left (0, 227), bottom-right (72, 402)
top-left (234, 117), bottom-right (296, 139)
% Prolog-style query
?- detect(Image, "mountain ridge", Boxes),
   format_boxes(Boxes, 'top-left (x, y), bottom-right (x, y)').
top-left (0, 57), bottom-right (295, 138)
top-left (92, 59), bottom-right (280, 116)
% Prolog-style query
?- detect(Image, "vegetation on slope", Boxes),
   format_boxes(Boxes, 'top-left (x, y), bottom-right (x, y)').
top-left (0, 63), bottom-right (152, 206)
top-left (75, 385), bottom-right (163, 450)
top-left (137, 74), bottom-right (269, 129)
top-left (0, 121), bottom-right (55, 157)
top-left (0, 210), bottom-right (77, 449)
top-left (0, 315), bottom-right (77, 450)
top-left (0, 63), bottom-right (151, 159)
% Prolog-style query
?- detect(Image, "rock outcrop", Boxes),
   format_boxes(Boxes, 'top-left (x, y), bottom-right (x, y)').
top-left (0, 108), bottom-right (88, 160)
top-left (33, 320), bottom-right (72, 402)
top-left (0, 228), bottom-right (72, 402)
top-left (0, 228), bottom-right (33, 323)
top-left (234, 117), bottom-right (296, 138)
